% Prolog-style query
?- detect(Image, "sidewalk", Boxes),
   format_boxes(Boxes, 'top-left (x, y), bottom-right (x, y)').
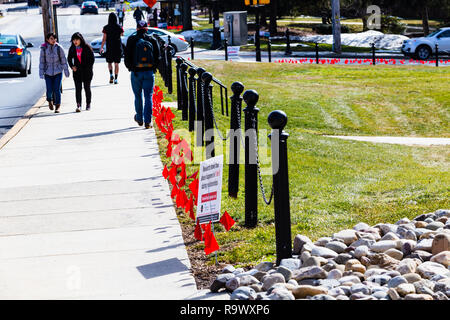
top-left (0, 60), bottom-right (215, 299)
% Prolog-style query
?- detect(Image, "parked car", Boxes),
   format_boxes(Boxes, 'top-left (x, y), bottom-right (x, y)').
top-left (402, 27), bottom-right (450, 60)
top-left (0, 33), bottom-right (33, 77)
top-left (80, 1), bottom-right (98, 15)
top-left (90, 27), bottom-right (189, 57)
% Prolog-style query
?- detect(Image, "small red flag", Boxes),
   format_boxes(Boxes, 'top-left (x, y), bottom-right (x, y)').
top-left (143, 0), bottom-right (157, 8)
top-left (170, 184), bottom-right (179, 199)
top-left (219, 211), bottom-right (235, 231)
top-left (203, 222), bottom-right (220, 255)
top-left (176, 188), bottom-right (187, 208)
top-left (162, 165), bottom-right (169, 179)
top-left (189, 178), bottom-right (199, 200)
top-left (194, 220), bottom-right (203, 241)
top-left (188, 170), bottom-right (199, 180)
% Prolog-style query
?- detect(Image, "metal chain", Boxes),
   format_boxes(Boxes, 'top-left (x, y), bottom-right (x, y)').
top-left (207, 85), bottom-right (231, 141)
top-left (250, 117), bottom-right (274, 206)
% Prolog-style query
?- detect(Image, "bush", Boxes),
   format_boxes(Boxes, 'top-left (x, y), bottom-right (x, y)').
top-left (312, 24), bottom-right (350, 35)
top-left (380, 15), bottom-right (407, 34)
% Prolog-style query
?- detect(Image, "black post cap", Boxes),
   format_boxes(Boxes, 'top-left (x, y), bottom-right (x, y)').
top-left (243, 90), bottom-right (259, 109)
top-left (196, 67), bottom-right (206, 76)
top-left (231, 82), bottom-right (244, 96)
top-left (188, 67), bottom-right (197, 76)
top-left (175, 57), bottom-right (183, 65)
top-left (180, 63), bottom-right (188, 71)
top-left (268, 110), bottom-right (287, 130)
top-left (201, 72), bottom-right (213, 84)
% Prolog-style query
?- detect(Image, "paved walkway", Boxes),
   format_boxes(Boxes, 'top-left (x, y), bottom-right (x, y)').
top-left (326, 135), bottom-right (450, 146)
top-left (0, 60), bottom-right (216, 299)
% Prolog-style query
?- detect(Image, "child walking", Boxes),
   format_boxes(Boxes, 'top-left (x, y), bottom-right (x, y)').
top-left (67, 32), bottom-right (95, 112)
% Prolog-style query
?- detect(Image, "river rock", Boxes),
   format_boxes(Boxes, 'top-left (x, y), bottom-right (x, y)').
top-left (293, 234), bottom-right (313, 254)
top-left (292, 285), bottom-right (328, 299)
top-left (385, 248), bottom-right (403, 261)
top-left (276, 266), bottom-right (293, 282)
top-left (403, 273), bottom-right (422, 283)
top-left (326, 241), bottom-right (348, 254)
top-left (303, 256), bottom-right (322, 267)
top-left (417, 261), bottom-right (450, 279)
top-left (405, 293), bottom-right (434, 300)
top-left (266, 287), bottom-right (295, 300)
top-left (387, 275), bottom-right (408, 288)
top-left (430, 251), bottom-right (450, 267)
top-left (311, 246), bottom-right (339, 259)
top-left (293, 266), bottom-right (327, 281)
top-left (431, 233), bottom-right (450, 255)
top-left (367, 274), bottom-right (391, 286)
top-left (396, 283), bottom-right (416, 296)
top-left (262, 273), bottom-right (285, 291)
top-left (225, 277), bottom-right (240, 291)
top-left (230, 286), bottom-right (257, 300)
top-left (370, 240), bottom-right (398, 253)
top-left (256, 262), bottom-right (274, 272)
top-left (238, 275), bottom-right (260, 287)
top-left (351, 283), bottom-right (371, 295)
top-left (381, 232), bottom-right (400, 241)
top-left (415, 238), bottom-right (433, 252)
top-left (315, 237), bottom-right (332, 247)
top-left (426, 221), bottom-right (445, 231)
top-left (280, 258), bottom-right (301, 270)
top-left (413, 279), bottom-right (435, 295)
top-left (333, 229), bottom-right (358, 245)
top-left (327, 269), bottom-right (343, 280)
top-left (210, 273), bottom-right (236, 292)
top-left (335, 253), bottom-right (353, 265)
top-left (300, 251), bottom-right (311, 263)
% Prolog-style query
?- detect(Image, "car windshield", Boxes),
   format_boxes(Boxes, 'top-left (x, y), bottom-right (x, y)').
top-left (85, 1), bottom-right (96, 4)
top-left (124, 29), bottom-right (135, 37)
top-left (0, 34), bottom-right (17, 45)
top-left (427, 29), bottom-right (442, 37)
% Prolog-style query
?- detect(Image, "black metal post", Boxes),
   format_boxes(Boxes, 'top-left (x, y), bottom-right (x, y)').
top-left (228, 82), bottom-right (244, 198)
top-left (196, 67), bottom-right (206, 147)
top-left (243, 90), bottom-right (259, 228)
top-left (190, 38), bottom-right (195, 60)
top-left (268, 110), bottom-right (292, 265)
top-left (435, 43), bottom-right (439, 67)
top-left (255, 6), bottom-right (262, 62)
top-left (315, 42), bottom-right (319, 64)
top-left (285, 28), bottom-right (292, 56)
top-left (165, 38), bottom-right (173, 94)
top-left (180, 63), bottom-right (189, 121)
top-left (372, 43), bottom-right (376, 66)
top-left (268, 38), bottom-right (272, 63)
top-left (175, 57), bottom-right (183, 111)
top-left (202, 72), bottom-right (214, 159)
top-left (224, 38), bottom-right (228, 61)
top-left (188, 67), bottom-right (197, 132)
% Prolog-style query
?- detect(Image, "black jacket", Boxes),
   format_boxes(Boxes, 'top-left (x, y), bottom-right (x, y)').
top-left (67, 45), bottom-right (95, 82)
top-left (124, 30), bottom-right (160, 73)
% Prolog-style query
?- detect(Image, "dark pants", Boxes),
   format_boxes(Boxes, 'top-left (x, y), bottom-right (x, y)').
top-left (45, 73), bottom-right (63, 105)
top-left (74, 78), bottom-right (92, 106)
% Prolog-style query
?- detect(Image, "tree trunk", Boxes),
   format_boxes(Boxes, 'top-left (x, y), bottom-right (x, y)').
top-left (269, 0), bottom-right (278, 35)
top-left (422, 6), bottom-right (430, 36)
top-left (182, 0), bottom-right (193, 30)
top-left (331, 0), bottom-right (341, 54)
top-left (41, 0), bottom-right (54, 40)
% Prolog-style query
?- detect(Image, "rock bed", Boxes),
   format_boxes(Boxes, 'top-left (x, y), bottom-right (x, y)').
top-left (209, 209), bottom-right (450, 300)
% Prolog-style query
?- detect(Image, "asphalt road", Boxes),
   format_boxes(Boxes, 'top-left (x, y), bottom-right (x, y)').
top-left (0, 7), bottom-right (136, 138)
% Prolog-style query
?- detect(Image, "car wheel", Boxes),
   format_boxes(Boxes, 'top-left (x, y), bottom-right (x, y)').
top-left (27, 54), bottom-right (32, 74)
top-left (20, 68), bottom-right (27, 77)
top-left (415, 45), bottom-right (431, 60)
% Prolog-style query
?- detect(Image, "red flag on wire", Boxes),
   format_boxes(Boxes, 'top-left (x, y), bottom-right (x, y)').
top-left (219, 211), bottom-right (235, 231)
top-left (170, 184), bottom-right (179, 199)
top-left (203, 222), bottom-right (220, 255)
top-left (176, 189), bottom-right (187, 208)
top-left (188, 170), bottom-right (199, 180)
top-left (143, 0), bottom-right (157, 8)
top-left (194, 220), bottom-right (203, 241)
top-left (189, 178), bottom-right (199, 201)
top-left (162, 165), bottom-right (169, 179)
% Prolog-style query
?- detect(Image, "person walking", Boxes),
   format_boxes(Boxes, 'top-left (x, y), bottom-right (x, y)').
top-left (67, 32), bottom-right (95, 112)
top-left (124, 20), bottom-right (160, 129)
top-left (133, 7), bottom-right (143, 26)
top-left (116, 0), bottom-right (125, 26)
top-left (101, 12), bottom-right (124, 84)
top-left (39, 33), bottom-right (70, 113)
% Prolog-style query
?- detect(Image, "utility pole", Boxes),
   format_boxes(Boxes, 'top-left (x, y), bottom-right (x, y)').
top-left (41, 0), bottom-right (55, 40)
top-left (331, 0), bottom-right (341, 54)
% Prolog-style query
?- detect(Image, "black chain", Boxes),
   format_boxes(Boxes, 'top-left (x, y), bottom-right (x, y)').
top-left (207, 86), bottom-right (231, 141)
top-left (250, 117), bottom-right (274, 205)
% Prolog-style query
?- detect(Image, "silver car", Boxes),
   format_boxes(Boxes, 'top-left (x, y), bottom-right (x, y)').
top-left (90, 27), bottom-right (189, 57)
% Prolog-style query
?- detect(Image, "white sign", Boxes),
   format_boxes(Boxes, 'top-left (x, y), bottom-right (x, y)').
top-left (227, 46), bottom-right (240, 60)
top-left (196, 155), bottom-right (223, 225)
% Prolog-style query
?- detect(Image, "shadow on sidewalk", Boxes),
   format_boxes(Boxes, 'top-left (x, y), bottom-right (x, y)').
top-left (58, 126), bottom-right (140, 140)
top-left (136, 257), bottom-right (189, 279)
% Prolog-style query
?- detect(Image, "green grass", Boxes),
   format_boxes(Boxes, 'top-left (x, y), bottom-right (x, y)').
top-left (155, 61), bottom-right (450, 267)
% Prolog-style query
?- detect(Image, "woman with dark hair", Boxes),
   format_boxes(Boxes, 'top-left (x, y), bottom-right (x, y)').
top-left (101, 12), bottom-right (124, 84)
top-left (39, 33), bottom-right (70, 113)
top-left (67, 32), bottom-right (95, 112)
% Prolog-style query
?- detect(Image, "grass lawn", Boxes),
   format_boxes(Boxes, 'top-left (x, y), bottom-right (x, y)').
top-left (155, 61), bottom-right (450, 267)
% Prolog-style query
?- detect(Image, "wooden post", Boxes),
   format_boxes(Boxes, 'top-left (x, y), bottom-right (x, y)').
top-left (331, 0), bottom-right (341, 54)
top-left (41, 0), bottom-right (55, 40)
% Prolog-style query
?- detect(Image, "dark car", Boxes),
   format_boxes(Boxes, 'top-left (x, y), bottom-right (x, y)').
top-left (0, 34), bottom-right (33, 77)
top-left (80, 1), bottom-right (98, 15)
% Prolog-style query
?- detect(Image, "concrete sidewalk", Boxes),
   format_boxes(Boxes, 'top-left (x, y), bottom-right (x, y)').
top-left (0, 59), bottom-right (210, 299)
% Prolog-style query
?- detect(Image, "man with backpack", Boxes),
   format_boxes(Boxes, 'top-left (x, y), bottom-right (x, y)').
top-left (124, 20), bottom-right (160, 129)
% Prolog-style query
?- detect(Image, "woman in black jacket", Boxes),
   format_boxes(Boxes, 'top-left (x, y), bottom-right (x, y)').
top-left (67, 32), bottom-right (95, 112)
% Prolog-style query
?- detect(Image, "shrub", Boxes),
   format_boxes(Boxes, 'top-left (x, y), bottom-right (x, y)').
top-left (380, 15), bottom-right (407, 34)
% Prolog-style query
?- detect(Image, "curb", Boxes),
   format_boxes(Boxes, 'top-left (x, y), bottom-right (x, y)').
top-left (0, 94), bottom-right (46, 150)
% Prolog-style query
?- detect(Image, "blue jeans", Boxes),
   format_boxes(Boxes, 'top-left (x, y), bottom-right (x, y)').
top-left (44, 73), bottom-right (63, 105)
top-left (131, 70), bottom-right (155, 124)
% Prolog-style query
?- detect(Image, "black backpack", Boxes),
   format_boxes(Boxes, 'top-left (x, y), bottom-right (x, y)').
top-left (134, 36), bottom-right (154, 68)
